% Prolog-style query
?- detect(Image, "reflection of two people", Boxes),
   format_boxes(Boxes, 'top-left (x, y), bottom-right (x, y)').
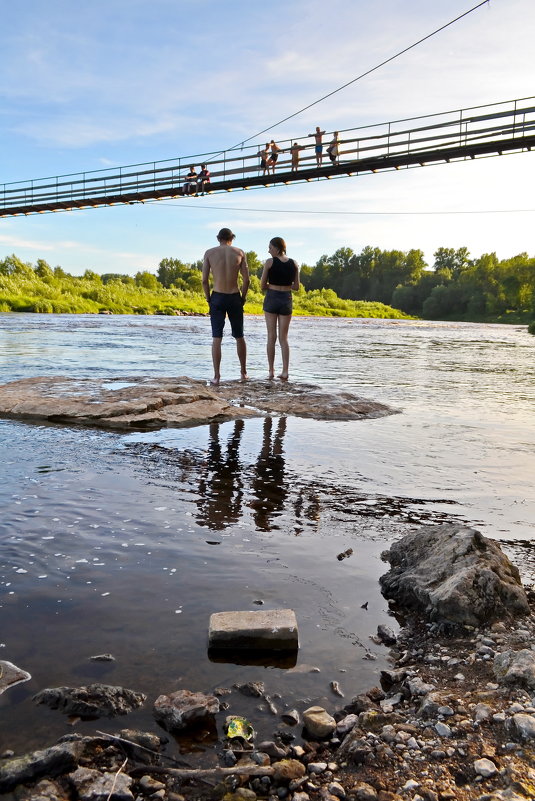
top-left (196, 417), bottom-right (289, 532)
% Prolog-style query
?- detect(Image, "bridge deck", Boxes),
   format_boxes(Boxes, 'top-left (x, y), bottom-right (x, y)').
top-left (1, 97), bottom-right (534, 217)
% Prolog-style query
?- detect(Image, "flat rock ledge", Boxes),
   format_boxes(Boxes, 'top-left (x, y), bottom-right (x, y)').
top-left (0, 376), bottom-right (395, 431)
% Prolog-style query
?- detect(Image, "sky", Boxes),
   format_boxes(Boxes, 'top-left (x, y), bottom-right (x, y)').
top-left (0, 0), bottom-right (534, 275)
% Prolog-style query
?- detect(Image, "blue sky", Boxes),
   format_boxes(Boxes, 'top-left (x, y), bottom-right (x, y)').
top-left (1, 0), bottom-right (534, 275)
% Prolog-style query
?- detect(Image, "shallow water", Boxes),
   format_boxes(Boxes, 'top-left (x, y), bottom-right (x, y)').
top-left (0, 313), bottom-right (534, 754)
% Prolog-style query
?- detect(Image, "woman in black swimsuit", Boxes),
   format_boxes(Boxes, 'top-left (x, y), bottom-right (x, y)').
top-left (260, 237), bottom-right (300, 380)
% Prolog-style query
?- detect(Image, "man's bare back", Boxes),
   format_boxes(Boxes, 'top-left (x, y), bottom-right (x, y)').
top-left (202, 243), bottom-right (247, 296)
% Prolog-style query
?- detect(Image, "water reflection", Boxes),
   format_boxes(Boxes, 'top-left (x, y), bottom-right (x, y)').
top-left (196, 417), bottom-right (295, 533)
top-left (196, 420), bottom-right (245, 530)
top-left (251, 417), bottom-right (287, 531)
top-left (193, 417), bottom-right (325, 534)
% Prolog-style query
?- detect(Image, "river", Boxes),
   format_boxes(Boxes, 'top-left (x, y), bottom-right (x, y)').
top-left (0, 313), bottom-right (533, 753)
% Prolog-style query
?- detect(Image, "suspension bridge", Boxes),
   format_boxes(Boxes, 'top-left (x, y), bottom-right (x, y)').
top-left (1, 96), bottom-right (534, 218)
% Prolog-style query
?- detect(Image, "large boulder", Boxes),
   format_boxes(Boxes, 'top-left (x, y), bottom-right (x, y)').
top-left (379, 524), bottom-right (529, 626)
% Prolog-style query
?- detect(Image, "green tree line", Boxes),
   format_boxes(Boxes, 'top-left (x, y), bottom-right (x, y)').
top-left (0, 253), bottom-right (408, 320)
top-left (299, 245), bottom-right (535, 324)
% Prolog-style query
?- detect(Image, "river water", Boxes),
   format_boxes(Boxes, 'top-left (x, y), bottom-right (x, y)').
top-left (0, 313), bottom-right (534, 754)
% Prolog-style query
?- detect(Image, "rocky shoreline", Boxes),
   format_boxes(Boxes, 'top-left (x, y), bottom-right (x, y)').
top-left (1, 526), bottom-right (534, 801)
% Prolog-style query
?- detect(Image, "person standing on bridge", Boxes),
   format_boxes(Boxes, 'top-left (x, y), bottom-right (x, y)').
top-left (308, 126), bottom-right (326, 166)
top-left (267, 140), bottom-right (282, 174)
top-left (202, 228), bottom-right (249, 385)
top-left (258, 143), bottom-right (270, 176)
top-left (260, 236), bottom-right (300, 381)
top-left (290, 142), bottom-right (306, 171)
top-left (326, 132), bottom-right (339, 164)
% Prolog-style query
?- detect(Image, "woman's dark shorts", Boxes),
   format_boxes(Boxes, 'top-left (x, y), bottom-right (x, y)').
top-left (210, 291), bottom-right (244, 338)
top-left (263, 289), bottom-right (293, 316)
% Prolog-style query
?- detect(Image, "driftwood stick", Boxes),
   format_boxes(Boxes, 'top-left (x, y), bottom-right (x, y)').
top-left (130, 764), bottom-right (275, 780)
top-left (106, 757), bottom-right (128, 801)
top-left (95, 730), bottom-right (191, 767)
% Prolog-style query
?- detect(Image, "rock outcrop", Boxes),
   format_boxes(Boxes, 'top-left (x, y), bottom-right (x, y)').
top-left (379, 524), bottom-right (529, 625)
top-left (153, 689), bottom-right (220, 733)
top-left (33, 684), bottom-right (146, 719)
top-left (0, 376), bottom-right (395, 431)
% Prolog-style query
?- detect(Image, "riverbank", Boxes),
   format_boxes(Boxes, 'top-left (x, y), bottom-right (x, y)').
top-left (2, 527), bottom-right (534, 800)
top-left (2, 600), bottom-right (534, 801)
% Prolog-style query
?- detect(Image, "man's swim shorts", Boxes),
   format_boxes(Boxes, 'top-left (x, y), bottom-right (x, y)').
top-left (210, 291), bottom-right (244, 338)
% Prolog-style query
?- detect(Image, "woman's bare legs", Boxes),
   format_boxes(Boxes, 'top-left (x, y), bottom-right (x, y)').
top-left (277, 314), bottom-right (292, 380)
top-left (264, 312), bottom-right (278, 379)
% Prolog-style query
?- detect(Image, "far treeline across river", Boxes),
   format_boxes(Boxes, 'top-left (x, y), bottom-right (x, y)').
top-left (1, 245), bottom-right (534, 330)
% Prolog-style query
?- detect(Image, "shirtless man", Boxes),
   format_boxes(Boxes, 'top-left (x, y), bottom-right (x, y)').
top-left (202, 228), bottom-right (250, 385)
top-left (308, 126), bottom-right (326, 166)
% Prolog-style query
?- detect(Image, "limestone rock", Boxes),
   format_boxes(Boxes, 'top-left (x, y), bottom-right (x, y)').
top-left (153, 689), bottom-right (219, 733)
top-left (33, 684), bottom-right (146, 718)
top-left (302, 706), bottom-right (336, 738)
top-left (494, 649), bottom-right (535, 690)
top-left (0, 660), bottom-right (31, 695)
top-left (379, 524), bottom-right (529, 625)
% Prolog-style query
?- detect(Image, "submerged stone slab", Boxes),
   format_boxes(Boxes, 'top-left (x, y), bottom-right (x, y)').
top-left (0, 376), bottom-right (396, 431)
top-left (208, 609), bottom-right (299, 652)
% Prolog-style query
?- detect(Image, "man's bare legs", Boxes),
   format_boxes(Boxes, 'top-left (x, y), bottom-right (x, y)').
top-left (211, 337), bottom-right (222, 385)
top-left (236, 336), bottom-right (248, 381)
top-left (211, 336), bottom-right (248, 383)
top-left (264, 312), bottom-right (278, 379)
top-left (277, 314), bottom-right (292, 380)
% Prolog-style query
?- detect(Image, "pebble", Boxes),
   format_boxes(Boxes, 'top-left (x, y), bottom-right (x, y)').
top-left (434, 722), bottom-right (452, 738)
top-left (328, 781), bottom-right (346, 798)
top-left (473, 703), bottom-right (493, 722)
top-left (509, 702), bottom-right (525, 713)
top-left (474, 757), bottom-right (498, 777)
top-left (307, 762), bottom-right (327, 774)
top-left (353, 783), bottom-right (378, 801)
top-left (336, 714), bottom-right (358, 736)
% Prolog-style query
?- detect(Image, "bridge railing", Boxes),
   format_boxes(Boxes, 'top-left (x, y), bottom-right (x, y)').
top-left (1, 96), bottom-right (534, 213)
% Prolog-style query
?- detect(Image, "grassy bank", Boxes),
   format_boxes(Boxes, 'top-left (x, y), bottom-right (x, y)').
top-left (0, 262), bottom-right (410, 320)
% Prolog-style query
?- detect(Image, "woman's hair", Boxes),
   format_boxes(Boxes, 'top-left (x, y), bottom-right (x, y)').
top-left (270, 237), bottom-right (286, 255)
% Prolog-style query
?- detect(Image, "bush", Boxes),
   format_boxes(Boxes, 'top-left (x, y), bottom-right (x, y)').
top-left (29, 300), bottom-right (54, 313)
top-left (528, 321), bottom-right (535, 335)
